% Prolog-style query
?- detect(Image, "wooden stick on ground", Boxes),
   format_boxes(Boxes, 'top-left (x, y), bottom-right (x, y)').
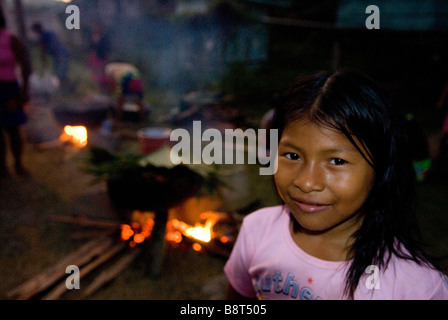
top-left (82, 247), bottom-right (142, 298)
top-left (7, 236), bottom-right (114, 300)
top-left (69, 229), bottom-right (117, 240)
top-left (46, 214), bottom-right (123, 229)
top-left (42, 241), bottom-right (127, 300)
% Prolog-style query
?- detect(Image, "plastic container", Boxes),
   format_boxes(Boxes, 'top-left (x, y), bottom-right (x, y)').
top-left (137, 127), bottom-right (172, 154)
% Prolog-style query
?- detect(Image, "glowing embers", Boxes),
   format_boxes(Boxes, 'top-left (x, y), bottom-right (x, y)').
top-left (120, 211), bottom-right (155, 248)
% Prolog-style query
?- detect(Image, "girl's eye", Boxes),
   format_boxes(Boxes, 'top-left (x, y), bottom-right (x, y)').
top-left (330, 158), bottom-right (347, 165)
top-left (285, 152), bottom-right (300, 160)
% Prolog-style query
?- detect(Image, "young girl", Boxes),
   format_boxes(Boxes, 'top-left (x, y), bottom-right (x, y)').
top-left (224, 70), bottom-right (448, 299)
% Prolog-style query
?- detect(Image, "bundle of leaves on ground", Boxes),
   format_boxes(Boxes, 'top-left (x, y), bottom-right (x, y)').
top-left (83, 145), bottom-right (225, 212)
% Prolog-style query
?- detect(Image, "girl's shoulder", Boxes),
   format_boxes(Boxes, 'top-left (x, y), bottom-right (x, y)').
top-left (382, 253), bottom-right (448, 299)
top-left (242, 205), bottom-right (286, 228)
top-left (238, 205), bottom-right (287, 241)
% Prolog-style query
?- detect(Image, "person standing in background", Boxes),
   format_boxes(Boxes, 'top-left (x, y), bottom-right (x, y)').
top-left (104, 62), bottom-right (145, 122)
top-left (31, 22), bottom-right (70, 92)
top-left (88, 22), bottom-right (111, 89)
top-left (0, 9), bottom-right (32, 177)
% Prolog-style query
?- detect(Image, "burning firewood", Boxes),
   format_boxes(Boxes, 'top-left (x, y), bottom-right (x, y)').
top-left (8, 209), bottom-right (239, 299)
top-left (8, 197), bottom-right (240, 300)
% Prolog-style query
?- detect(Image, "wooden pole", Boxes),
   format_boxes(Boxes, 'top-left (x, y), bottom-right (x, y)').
top-left (46, 214), bottom-right (123, 229)
top-left (143, 208), bottom-right (168, 278)
top-left (13, 0), bottom-right (27, 45)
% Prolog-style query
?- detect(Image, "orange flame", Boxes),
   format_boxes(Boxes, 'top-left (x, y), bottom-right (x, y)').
top-left (60, 125), bottom-right (88, 147)
top-left (170, 218), bottom-right (213, 243)
top-left (167, 211), bottom-right (226, 243)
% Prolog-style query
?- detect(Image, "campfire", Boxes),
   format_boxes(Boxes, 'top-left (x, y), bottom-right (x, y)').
top-left (6, 144), bottom-right (238, 299)
top-left (7, 207), bottom-right (239, 300)
top-left (59, 125), bottom-right (88, 148)
top-left (168, 211), bottom-right (234, 249)
top-left (120, 210), bottom-right (235, 252)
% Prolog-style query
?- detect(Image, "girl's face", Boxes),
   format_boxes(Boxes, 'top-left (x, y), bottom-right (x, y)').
top-left (275, 119), bottom-right (375, 236)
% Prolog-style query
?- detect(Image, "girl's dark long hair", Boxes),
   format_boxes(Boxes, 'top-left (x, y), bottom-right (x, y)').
top-left (273, 70), bottom-right (433, 299)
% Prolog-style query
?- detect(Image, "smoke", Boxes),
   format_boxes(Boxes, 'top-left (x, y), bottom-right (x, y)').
top-left (83, 1), bottom-right (267, 104)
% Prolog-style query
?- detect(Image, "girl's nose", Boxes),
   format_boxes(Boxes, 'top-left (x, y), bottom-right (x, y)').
top-left (293, 162), bottom-right (325, 193)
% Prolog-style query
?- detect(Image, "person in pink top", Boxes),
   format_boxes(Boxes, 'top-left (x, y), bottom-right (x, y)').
top-left (0, 9), bottom-right (31, 177)
top-left (224, 70), bottom-right (448, 300)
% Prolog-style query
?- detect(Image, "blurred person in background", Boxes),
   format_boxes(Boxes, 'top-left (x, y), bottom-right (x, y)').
top-left (31, 22), bottom-right (70, 93)
top-left (88, 22), bottom-right (111, 89)
top-left (0, 9), bottom-right (32, 177)
top-left (104, 62), bottom-right (145, 122)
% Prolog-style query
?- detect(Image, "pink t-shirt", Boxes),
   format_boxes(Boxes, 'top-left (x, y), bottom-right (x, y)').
top-left (0, 30), bottom-right (17, 82)
top-left (224, 205), bottom-right (448, 300)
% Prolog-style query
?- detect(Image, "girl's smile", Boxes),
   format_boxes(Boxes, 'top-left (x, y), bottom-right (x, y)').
top-left (275, 118), bottom-right (375, 241)
top-left (292, 197), bottom-right (330, 214)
